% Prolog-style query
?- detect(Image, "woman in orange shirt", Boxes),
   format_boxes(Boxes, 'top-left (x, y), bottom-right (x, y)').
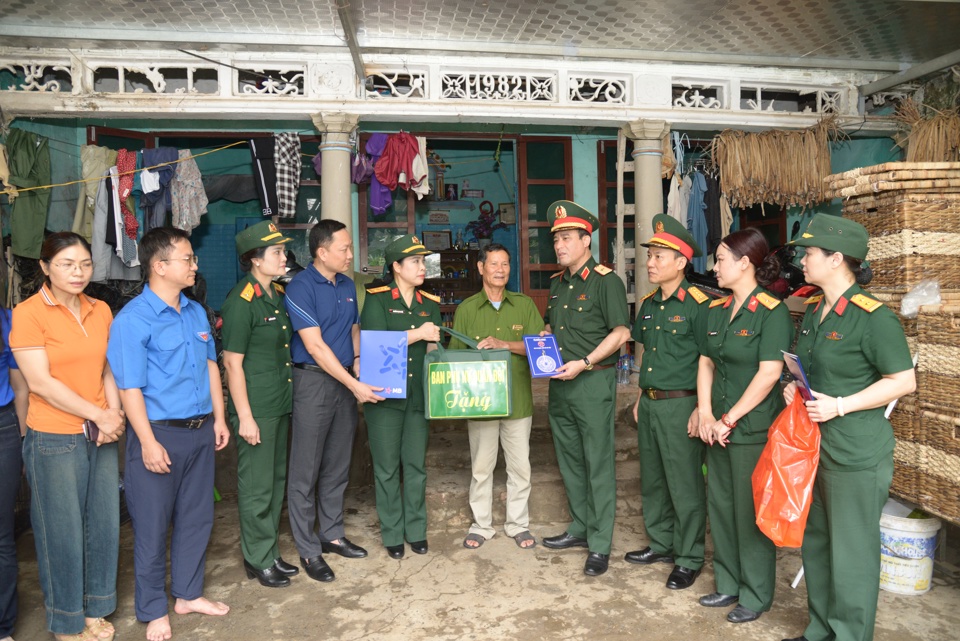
top-left (10, 232), bottom-right (125, 641)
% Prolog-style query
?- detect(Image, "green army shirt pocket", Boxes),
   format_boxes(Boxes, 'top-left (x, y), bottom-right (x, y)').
top-left (664, 314), bottom-right (690, 336)
top-left (568, 298), bottom-right (595, 329)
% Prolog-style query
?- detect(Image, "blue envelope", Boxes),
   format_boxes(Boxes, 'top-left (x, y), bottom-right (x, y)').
top-left (360, 330), bottom-right (408, 398)
top-left (523, 334), bottom-right (564, 378)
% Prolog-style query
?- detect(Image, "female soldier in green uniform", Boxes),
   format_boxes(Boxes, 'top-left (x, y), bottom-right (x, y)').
top-left (221, 221), bottom-right (297, 588)
top-left (783, 214), bottom-right (915, 641)
top-left (694, 228), bottom-right (793, 623)
top-left (361, 235), bottom-right (441, 559)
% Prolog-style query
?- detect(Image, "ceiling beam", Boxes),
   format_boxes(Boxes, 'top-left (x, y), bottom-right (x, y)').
top-left (860, 47), bottom-right (960, 95)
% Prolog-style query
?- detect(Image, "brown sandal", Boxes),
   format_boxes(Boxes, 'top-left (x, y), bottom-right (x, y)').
top-left (54, 630), bottom-right (97, 641)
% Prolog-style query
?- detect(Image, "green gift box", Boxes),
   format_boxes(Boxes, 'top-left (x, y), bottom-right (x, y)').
top-left (424, 327), bottom-right (512, 420)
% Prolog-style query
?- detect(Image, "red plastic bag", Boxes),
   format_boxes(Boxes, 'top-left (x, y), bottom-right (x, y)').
top-left (752, 394), bottom-right (821, 548)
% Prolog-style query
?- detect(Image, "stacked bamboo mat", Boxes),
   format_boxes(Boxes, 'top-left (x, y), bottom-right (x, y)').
top-left (824, 162), bottom-right (960, 524)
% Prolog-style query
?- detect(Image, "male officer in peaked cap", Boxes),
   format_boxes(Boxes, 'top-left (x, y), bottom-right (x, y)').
top-left (540, 200), bottom-right (630, 577)
top-left (626, 213), bottom-right (710, 591)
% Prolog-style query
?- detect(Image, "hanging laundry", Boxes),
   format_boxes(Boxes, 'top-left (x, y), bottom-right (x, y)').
top-left (374, 132), bottom-right (422, 191)
top-left (365, 133), bottom-right (392, 215)
top-left (0, 143), bottom-right (17, 202)
top-left (171, 150), bottom-right (208, 233)
top-left (665, 173), bottom-right (683, 225)
top-left (72, 145), bottom-right (118, 242)
top-left (5, 128), bottom-right (51, 259)
top-left (92, 168), bottom-right (140, 282)
top-left (719, 194), bottom-right (734, 239)
top-left (411, 136), bottom-right (430, 200)
top-left (248, 137), bottom-right (278, 217)
top-left (704, 174), bottom-right (723, 257)
top-left (274, 133), bottom-right (300, 219)
top-left (140, 147), bottom-right (179, 231)
top-left (677, 174), bottom-right (692, 228)
top-left (115, 149), bottom-right (139, 240)
top-left (686, 170), bottom-right (709, 274)
top-left (202, 175), bottom-right (258, 203)
top-left (311, 149), bottom-right (375, 185)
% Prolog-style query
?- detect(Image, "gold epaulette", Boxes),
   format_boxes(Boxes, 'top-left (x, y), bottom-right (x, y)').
top-left (419, 289), bottom-right (441, 303)
top-left (710, 296), bottom-right (729, 308)
top-left (687, 286), bottom-right (708, 304)
top-left (850, 293), bottom-right (882, 313)
top-left (639, 289), bottom-right (657, 303)
top-left (239, 282), bottom-right (255, 302)
top-left (804, 294), bottom-right (823, 305)
top-left (272, 282), bottom-right (285, 294)
top-left (366, 285), bottom-right (391, 294)
top-left (756, 292), bottom-right (781, 310)
top-left (594, 264), bottom-right (613, 275)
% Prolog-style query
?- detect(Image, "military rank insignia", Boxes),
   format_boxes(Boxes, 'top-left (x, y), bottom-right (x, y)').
top-left (825, 331), bottom-right (844, 340)
top-left (668, 315), bottom-right (686, 323)
top-left (734, 329), bottom-right (755, 337)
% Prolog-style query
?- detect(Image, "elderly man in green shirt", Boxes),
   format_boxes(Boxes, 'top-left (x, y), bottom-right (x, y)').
top-left (449, 244), bottom-right (544, 551)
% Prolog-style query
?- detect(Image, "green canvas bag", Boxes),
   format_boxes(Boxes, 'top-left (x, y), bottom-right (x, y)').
top-left (423, 327), bottom-right (512, 420)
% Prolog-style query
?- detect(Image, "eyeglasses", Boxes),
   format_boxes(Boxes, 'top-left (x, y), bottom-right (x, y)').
top-left (51, 261), bottom-right (94, 272)
top-left (160, 255), bottom-right (199, 266)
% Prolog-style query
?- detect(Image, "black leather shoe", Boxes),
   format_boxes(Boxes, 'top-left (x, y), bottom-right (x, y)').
top-left (726, 605), bottom-right (761, 623)
top-left (321, 537), bottom-right (368, 559)
top-left (583, 552), bottom-right (610, 576)
top-left (665, 565), bottom-right (701, 590)
top-left (244, 560), bottom-right (291, 588)
top-left (300, 555), bottom-right (335, 582)
top-left (699, 592), bottom-right (738, 608)
top-left (409, 540), bottom-right (428, 554)
top-left (624, 546), bottom-right (675, 565)
top-left (386, 544), bottom-right (405, 559)
top-left (542, 532), bottom-right (589, 549)
top-left (272, 557), bottom-right (299, 577)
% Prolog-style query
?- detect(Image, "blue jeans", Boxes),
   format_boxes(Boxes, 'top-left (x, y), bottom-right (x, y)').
top-left (23, 429), bottom-right (119, 635)
top-left (0, 406), bottom-right (21, 638)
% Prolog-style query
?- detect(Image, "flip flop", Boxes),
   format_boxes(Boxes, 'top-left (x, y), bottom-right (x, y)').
top-left (87, 618), bottom-right (115, 641)
top-left (513, 531), bottom-right (537, 549)
top-left (463, 533), bottom-right (485, 549)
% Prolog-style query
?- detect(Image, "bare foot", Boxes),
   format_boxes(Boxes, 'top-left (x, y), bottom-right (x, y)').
top-left (173, 596), bottom-right (230, 617)
top-left (85, 617), bottom-right (115, 640)
top-left (145, 616), bottom-right (172, 641)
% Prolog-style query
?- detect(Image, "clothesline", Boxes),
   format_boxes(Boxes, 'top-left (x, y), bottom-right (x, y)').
top-left (0, 140), bottom-right (248, 197)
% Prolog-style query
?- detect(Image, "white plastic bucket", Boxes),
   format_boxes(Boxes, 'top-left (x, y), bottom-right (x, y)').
top-left (879, 499), bottom-right (941, 595)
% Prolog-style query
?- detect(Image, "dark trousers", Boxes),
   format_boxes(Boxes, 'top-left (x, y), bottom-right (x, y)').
top-left (288, 368), bottom-right (357, 558)
top-left (125, 418), bottom-right (215, 622)
top-left (248, 137), bottom-right (278, 217)
top-left (0, 407), bottom-right (20, 638)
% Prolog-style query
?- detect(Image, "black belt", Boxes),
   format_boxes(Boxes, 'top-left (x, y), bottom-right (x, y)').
top-left (0, 400), bottom-right (14, 412)
top-left (152, 415), bottom-right (210, 429)
top-left (644, 389), bottom-right (696, 401)
top-left (293, 362), bottom-right (351, 374)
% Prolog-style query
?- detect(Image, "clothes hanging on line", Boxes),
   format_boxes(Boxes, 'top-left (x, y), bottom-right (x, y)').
top-left (665, 173), bottom-right (683, 225)
top-left (202, 174), bottom-right (258, 203)
top-left (274, 133), bottom-right (300, 219)
top-left (365, 133), bottom-right (392, 215)
top-left (92, 168), bottom-right (140, 282)
top-left (248, 137), bottom-right (278, 217)
top-left (139, 148), bottom-right (178, 233)
top-left (0, 143), bottom-right (16, 201)
top-left (686, 170), bottom-right (709, 274)
top-left (704, 174), bottom-right (723, 257)
top-left (171, 150), bottom-right (208, 233)
top-left (72, 145), bottom-right (118, 242)
top-left (5, 128), bottom-right (51, 259)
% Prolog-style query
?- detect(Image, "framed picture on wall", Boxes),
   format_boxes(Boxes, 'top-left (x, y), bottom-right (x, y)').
top-left (498, 202), bottom-right (516, 224)
top-left (423, 230), bottom-right (452, 251)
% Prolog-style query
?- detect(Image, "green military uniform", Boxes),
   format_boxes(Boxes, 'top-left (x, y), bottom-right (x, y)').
top-left (360, 235), bottom-right (442, 547)
top-left (448, 289), bottom-right (544, 420)
top-left (699, 287), bottom-right (793, 612)
top-left (220, 221), bottom-right (294, 570)
top-left (544, 201), bottom-right (629, 556)
top-left (631, 212), bottom-right (713, 573)
top-left (790, 214), bottom-right (914, 641)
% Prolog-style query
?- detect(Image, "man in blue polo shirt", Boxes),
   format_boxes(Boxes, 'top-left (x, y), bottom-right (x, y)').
top-left (108, 227), bottom-right (230, 641)
top-left (284, 220), bottom-right (383, 582)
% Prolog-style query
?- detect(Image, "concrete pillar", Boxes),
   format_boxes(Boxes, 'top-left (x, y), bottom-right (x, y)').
top-left (625, 119), bottom-right (670, 299)
top-left (310, 112), bottom-right (360, 238)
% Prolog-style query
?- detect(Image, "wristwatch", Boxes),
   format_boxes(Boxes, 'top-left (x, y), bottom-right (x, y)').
top-left (582, 356), bottom-right (594, 370)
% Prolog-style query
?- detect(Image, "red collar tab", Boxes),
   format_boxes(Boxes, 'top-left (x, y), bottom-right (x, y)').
top-left (415, 291), bottom-right (423, 304)
top-left (391, 288), bottom-right (400, 300)
top-left (747, 296), bottom-right (759, 312)
top-left (676, 287), bottom-right (687, 302)
top-left (835, 296), bottom-right (848, 316)
top-left (253, 283), bottom-right (262, 297)
top-left (723, 296), bottom-right (733, 309)
top-left (579, 266), bottom-right (590, 281)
